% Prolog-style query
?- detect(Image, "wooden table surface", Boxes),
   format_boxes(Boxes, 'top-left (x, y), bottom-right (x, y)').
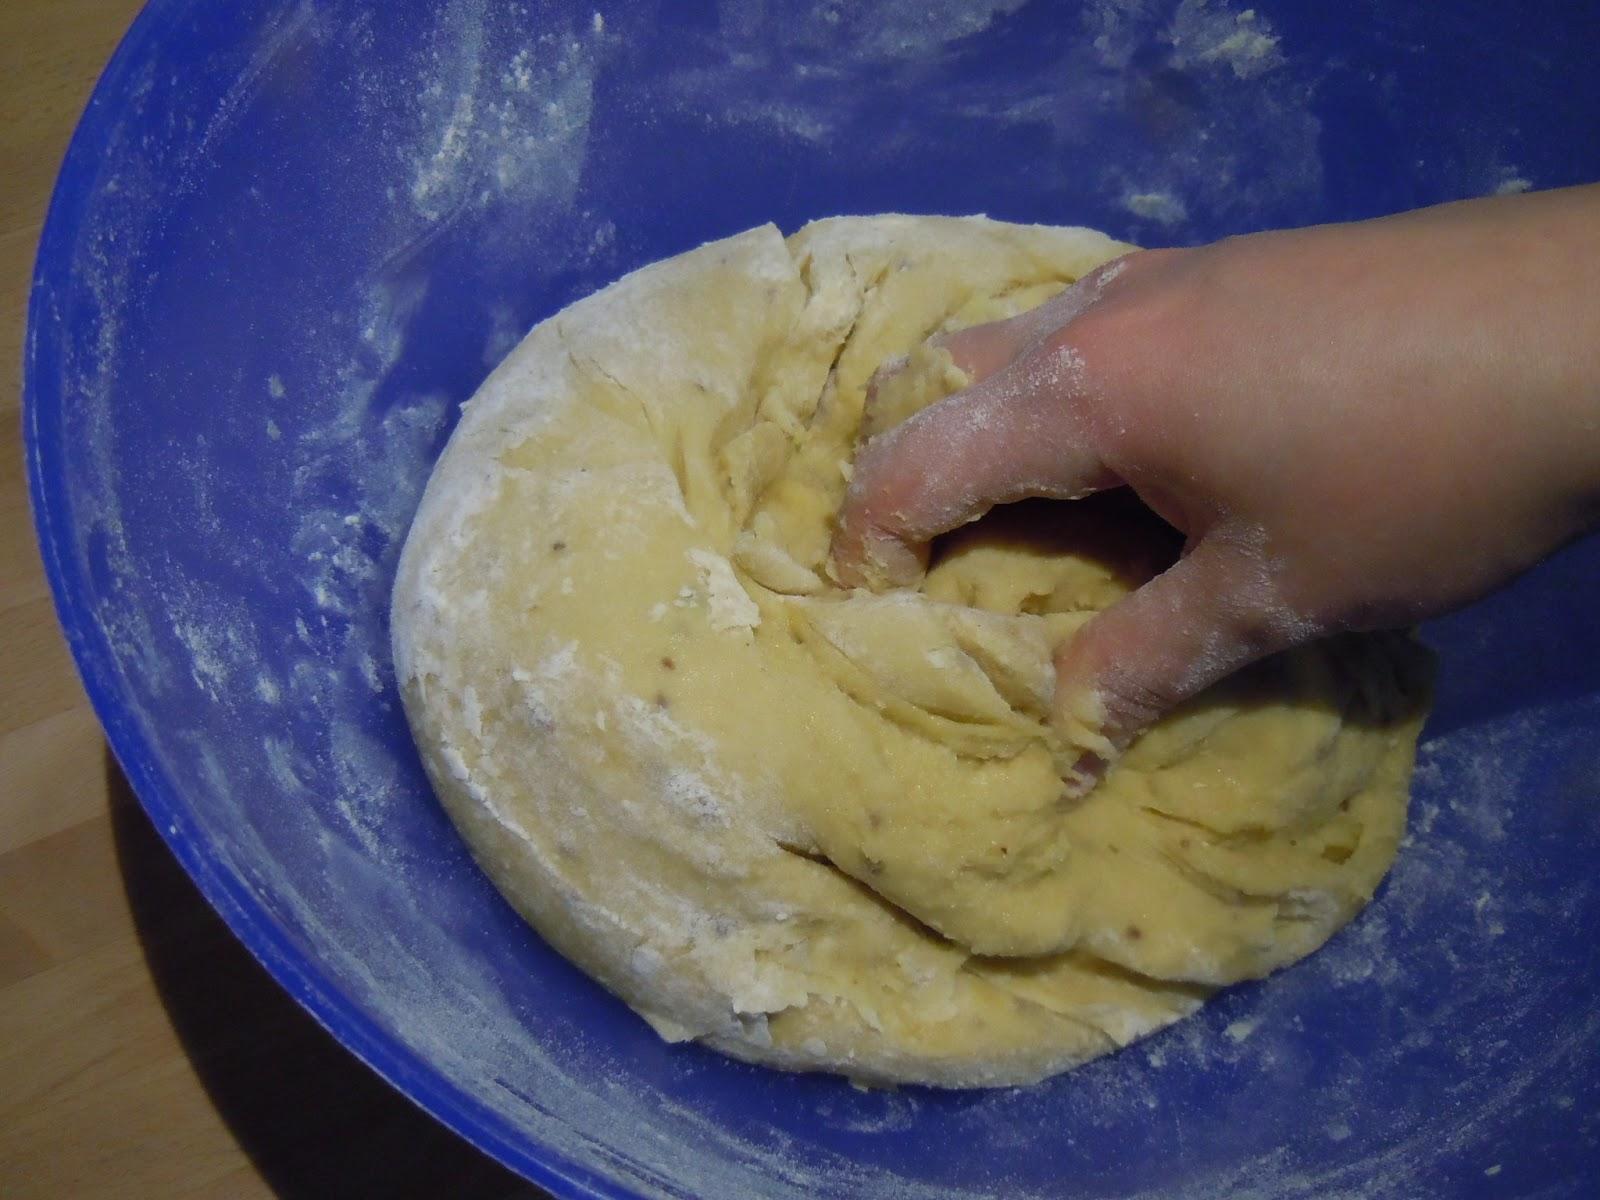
top-left (1, 5), bottom-right (541, 1196)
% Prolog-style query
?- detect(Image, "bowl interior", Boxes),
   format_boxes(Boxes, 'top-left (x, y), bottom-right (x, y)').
top-left (26, 2), bottom-right (1600, 1197)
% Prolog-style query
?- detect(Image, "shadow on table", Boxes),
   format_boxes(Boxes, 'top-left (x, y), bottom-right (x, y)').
top-left (106, 750), bottom-right (546, 1200)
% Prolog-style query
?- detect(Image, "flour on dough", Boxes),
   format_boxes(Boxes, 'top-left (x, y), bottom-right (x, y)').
top-left (391, 216), bottom-right (1432, 1087)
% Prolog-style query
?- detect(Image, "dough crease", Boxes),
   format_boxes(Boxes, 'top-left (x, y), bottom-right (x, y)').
top-left (393, 217), bottom-right (1432, 1086)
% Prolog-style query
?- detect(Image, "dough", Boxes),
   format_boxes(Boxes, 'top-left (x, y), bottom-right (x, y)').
top-left (392, 216), bottom-right (1432, 1087)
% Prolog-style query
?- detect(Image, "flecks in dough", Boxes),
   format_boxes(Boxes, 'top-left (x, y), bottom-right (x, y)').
top-left (392, 217), bottom-right (1432, 1087)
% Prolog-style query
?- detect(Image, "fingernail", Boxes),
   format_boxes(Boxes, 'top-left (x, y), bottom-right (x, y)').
top-left (1057, 751), bottom-right (1109, 804)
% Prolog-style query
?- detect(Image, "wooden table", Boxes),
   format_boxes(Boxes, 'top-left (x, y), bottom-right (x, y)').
top-left (0, 5), bottom-right (540, 1196)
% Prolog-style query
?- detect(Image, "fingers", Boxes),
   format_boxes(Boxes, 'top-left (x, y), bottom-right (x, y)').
top-left (935, 255), bottom-right (1137, 384)
top-left (832, 348), bottom-right (1120, 589)
top-left (1051, 535), bottom-right (1309, 786)
top-left (934, 311), bottom-right (1047, 384)
top-left (835, 255), bottom-right (1146, 590)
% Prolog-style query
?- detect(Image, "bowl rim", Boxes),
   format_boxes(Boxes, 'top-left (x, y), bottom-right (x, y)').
top-left (22, 3), bottom-right (631, 1195)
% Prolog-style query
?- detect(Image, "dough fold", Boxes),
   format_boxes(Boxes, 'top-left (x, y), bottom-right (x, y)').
top-left (393, 217), bottom-right (1432, 1086)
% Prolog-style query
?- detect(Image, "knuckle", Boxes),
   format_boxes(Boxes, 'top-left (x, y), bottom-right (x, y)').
top-left (1091, 665), bottom-right (1179, 731)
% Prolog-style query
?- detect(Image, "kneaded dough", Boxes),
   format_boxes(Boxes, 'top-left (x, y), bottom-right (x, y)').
top-left (392, 216), bottom-right (1433, 1087)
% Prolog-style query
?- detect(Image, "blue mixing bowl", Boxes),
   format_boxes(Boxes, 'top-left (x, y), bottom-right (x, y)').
top-left (25, 2), bottom-right (1600, 1196)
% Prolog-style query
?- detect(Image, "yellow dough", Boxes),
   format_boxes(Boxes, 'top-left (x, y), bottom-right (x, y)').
top-left (391, 216), bottom-right (1433, 1087)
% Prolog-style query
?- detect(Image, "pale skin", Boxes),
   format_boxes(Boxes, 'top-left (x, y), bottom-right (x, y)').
top-left (832, 184), bottom-right (1600, 782)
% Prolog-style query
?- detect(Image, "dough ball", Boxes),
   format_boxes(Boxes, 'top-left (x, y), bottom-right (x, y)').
top-left (392, 217), bottom-right (1432, 1087)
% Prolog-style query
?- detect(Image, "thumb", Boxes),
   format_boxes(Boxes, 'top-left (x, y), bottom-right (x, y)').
top-left (833, 347), bottom-right (1119, 590)
top-left (933, 254), bottom-right (1135, 383)
top-left (1052, 534), bottom-right (1305, 787)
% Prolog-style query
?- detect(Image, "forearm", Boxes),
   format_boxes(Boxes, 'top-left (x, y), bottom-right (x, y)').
top-left (1383, 184), bottom-right (1600, 525)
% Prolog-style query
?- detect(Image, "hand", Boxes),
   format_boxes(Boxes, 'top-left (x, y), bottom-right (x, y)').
top-left (832, 185), bottom-right (1600, 772)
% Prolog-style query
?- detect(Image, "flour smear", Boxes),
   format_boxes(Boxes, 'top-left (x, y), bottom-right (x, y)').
top-left (48, 1), bottom-right (1592, 1197)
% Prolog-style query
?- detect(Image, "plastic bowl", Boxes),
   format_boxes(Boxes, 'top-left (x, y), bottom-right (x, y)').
top-left (25, 3), bottom-right (1600, 1196)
